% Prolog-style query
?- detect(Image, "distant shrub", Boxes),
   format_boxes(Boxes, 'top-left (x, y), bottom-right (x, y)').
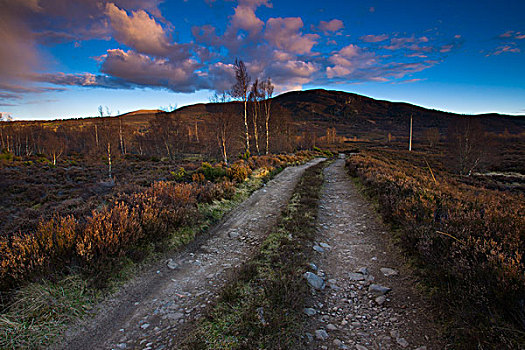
top-left (198, 162), bottom-right (228, 182)
top-left (192, 172), bottom-right (205, 183)
top-left (171, 167), bottom-right (186, 181)
top-left (228, 161), bottom-right (252, 182)
top-left (0, 152), bottom-right (14, 162)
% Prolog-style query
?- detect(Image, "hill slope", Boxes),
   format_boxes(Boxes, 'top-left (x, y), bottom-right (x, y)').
top-left (273, 89), bottom-right (524, 137)
top-left (161, 89), bottom-right (524, 140)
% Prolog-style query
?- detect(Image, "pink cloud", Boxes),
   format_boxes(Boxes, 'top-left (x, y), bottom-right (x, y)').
top-left (227, 0), bottom-right (272, 38)
top-left (192, 24), bottom-right (221, 46)
top-left (105, 3), bottom-right (171, 56)
top-left (487, 45), bottom-right (521, 56)
top-left (440, 44), bottom-right (454, 53)
top-left (230, 4), bottom-right (265, 36)
top-left (265, 60), bottom-right (318, 92)
top-left (391, 78), bottom-right (424, 84)
top-left (326, 65), bottom-right (352, 79)
top-left (273, 50), bottom-right (294, 61)
top-left (264, 17), bottom-right (319, 54)
top-left (326, 44), bottom-right (376, 79)
top-left (0, 8), bottom-right (41, 91)
top-left (317, 19), bottom-right (344, 33)
top-left (383, 36), bottom-right (433, 52)
top-left (406, 52), bottom-right (428, 58)
top-left (360, 34), bottom-right (389, 43)
top-left (100, 49), bottom-right (200, 92)
top-left (498, 30), bottom-right (525, 40)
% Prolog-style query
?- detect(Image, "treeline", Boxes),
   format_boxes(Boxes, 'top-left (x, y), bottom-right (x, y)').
top-left (0, 104), bottom-right (295, 166)
top-left (0, 60), bottom-right (301, 167)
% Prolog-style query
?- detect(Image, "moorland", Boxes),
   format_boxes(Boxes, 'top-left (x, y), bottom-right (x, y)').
top-left (1, 89), bottom-right (524, 348)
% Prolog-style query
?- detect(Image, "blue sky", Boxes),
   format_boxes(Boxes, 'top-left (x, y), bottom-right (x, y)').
top-left (1, 0), bottom-right (524, 120)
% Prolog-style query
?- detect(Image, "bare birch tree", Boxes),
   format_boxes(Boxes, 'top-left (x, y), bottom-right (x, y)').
top-left (260, 77), bottom-right (274, 154)
top-left (230, 58), bottom-right (251, 154)
top-left (447, 118), bottom-right (494, 176)
top-left (209, 92), bottom-right (233, 164)
top-left (249, 78), bottom-right (262, 154)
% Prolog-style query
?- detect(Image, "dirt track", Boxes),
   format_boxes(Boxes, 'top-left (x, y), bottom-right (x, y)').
top-left (57, 158), bottom-right (324, 350)
top-left (303, 155), bottom-right (444, 349)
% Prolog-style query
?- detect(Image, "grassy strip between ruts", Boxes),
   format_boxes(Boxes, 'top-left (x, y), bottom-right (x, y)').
top-left (183, 160), bottom-right (327, 350)
top-left (0, 164), bottom-right (292, 350)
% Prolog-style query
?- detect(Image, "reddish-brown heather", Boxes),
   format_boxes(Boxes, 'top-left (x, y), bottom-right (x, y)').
top-left (346, 150), bottom-right (524, 346)
top-left (0, 152), bottom-right (315, 295)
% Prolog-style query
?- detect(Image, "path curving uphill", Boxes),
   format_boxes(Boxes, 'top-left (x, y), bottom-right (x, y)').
top-left (58, 158), bottom-right (324, 350)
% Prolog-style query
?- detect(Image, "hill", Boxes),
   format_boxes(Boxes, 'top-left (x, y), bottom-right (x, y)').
top-left (148, 89), bottom-right (524, 142)
top-left (273, 89), bottom-right (524, 138)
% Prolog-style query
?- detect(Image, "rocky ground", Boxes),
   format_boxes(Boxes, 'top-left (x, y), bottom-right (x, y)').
top-left (57, 155), bottom-right (445, 350)
top-left (302, 155), bottom-right (444, 350)
top-left (57, 158), bottom-right (324, 350)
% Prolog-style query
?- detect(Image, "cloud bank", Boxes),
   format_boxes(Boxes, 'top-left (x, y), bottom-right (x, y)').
top-left (0, 0), bottom-right (463, 103)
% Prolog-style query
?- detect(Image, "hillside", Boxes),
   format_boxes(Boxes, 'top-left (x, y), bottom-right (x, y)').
top-left (273, 89), bottom-right (525, 138)
top-left (132, 89), bottom-right (525, 141)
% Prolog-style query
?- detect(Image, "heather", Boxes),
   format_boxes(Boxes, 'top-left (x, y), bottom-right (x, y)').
top-left (346, 149), bottom-right (525, 347)
top-left (0, 152), bottom-right (314, 294)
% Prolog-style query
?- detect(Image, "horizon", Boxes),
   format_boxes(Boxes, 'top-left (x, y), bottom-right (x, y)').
top-left (1, 0), bottom-right (524, 120)
top-left (3, 88), bottom-right (525, 122)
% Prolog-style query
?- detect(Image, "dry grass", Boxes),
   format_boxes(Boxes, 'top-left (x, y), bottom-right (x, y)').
top-left (0, 275), bottom-right (98, 349)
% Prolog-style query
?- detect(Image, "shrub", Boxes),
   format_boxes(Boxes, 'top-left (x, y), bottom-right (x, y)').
top-left (198, 162), bottom-right (228, 182)
top-left (171, 167), bottom-right (186, 181)
top-left (346, 150), bottom-right (525, 346)
top-left (76, 203), bottom-right (142, 271)
top-left (228, 161), bottom-right (252, 182)
top-left (192, 172), bottom-right (205, 183)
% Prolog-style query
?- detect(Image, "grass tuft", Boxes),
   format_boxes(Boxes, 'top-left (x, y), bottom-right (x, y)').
top-left (0, 275), bottom-right (98, 349)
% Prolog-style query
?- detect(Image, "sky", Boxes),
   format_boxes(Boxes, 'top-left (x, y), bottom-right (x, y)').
top-left (0, 0), bottom-right (524, 120)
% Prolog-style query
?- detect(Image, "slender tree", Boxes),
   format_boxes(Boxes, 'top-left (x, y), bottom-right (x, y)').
top-left (424, 127), bottom-right (440, 148)
top-left (261, 77), bottom-right (274, 154)
top-left (45, 129), bottom-right (65, 165)
top-left (209, 92), bottom-right (234, 164)
top-left (119, 118), bottom-right (126, 155)
top-left (447, 118), bottom-right (494, 176)
top-left (150, 112), bottom-right (176, 159)
top-left (95, 105), bottom-right (103, 148)
top-left (249, 78), bottom-right (262, 154)
top-left (230, 58), bottom-right (251, 154)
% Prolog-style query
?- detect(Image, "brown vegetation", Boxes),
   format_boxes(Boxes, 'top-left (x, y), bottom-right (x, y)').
top-left (0, 152), bottom-right (315, 295)
top-left (346, 149), bottom-right (525, 347)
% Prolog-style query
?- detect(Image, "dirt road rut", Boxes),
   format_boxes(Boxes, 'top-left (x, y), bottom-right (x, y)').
top-left (59, 158), bottom-right (324, 350)
top-left (304, 155), bottom-right (443, 349)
